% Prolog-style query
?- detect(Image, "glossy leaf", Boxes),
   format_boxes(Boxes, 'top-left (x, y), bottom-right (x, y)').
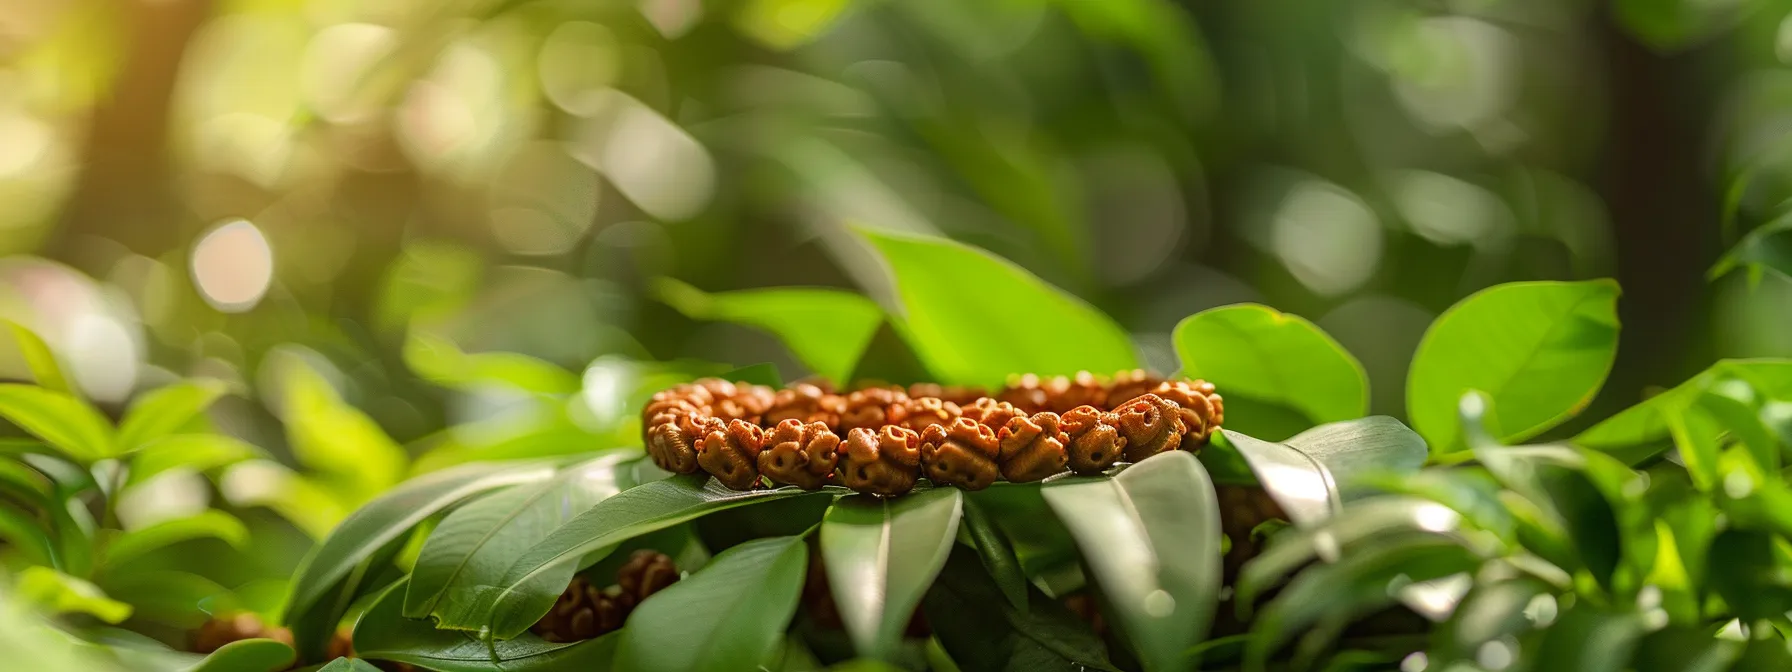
top-left (16, 566), bottom-right (132, 623)
top-left (116, 379), bottom-right (229, 453)
top-left (615, 535), bottom-right (809, 671)
top-left (185, 638), bottom-right (296, 672)
top-left (922, 546), bottom-right (1118, 672)
top-left (283, 462), bottom-right (558, 658)
top-left (354, 578), bottom-right (619, 672)
top-left (1407, 280), bottom-right (1621, 454)
top-left (1576, 359), bottom-right (1792, 460)
top-left (1220, 429), bottom-right (1338, 526)
top-left (1041, 451), bottom-right (1222, 671)
top-left (959, 496), bottom-right (1027, 610)
top-left (0, 384), bottom-right (114, 462)
top-left (720, 362), bottom-right (784, 388)
top-left (486, 475), bottom-right (835, 639)
top-left (6, 321), bottom-right (73, 395)
top-left (316, 658), bottom-right (384, 672)
top-left (655, 278), bottom-right (883, 385)
top-left (821, 488), bottom-right (963, 659)
top-left (404, 453), bottom-right (636, 629)
top-left (127, 434), bottom-right (260, 487)
top-left (1284, 416), bottom-right (1428, 496)
top-left (1172, 304), bottom-right (1367, 434)
top-left (402, 332), bottom-right (580, 394)
top-left (1710, 214), bottom-right (1792, 282)
top-left (1235, 498), bottom-right (1465, 613)
top-left (857, 227), bottom-right (1136, 388)
top-left (100, 510), bottom-right (248, 570)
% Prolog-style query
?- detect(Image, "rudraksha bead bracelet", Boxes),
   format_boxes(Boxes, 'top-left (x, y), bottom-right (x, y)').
top-left (642, 371), bottom-right (1224, 496)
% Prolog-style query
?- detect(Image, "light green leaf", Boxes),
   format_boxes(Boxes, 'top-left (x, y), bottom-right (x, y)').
top-left (1285, 416), bottom-right (1428, 497)
top-left (1173, 304), bottom-right (1367, 436)
top-left (283, 462), bottom-right (558, 659)
top-left (1219, 430), bottom-right (1338, 527)
top-left (822, 488), bottom-right (963, 659)
top-left (128, 434), bottom-right (261, 487)
top-left (655, 278), bottom-right (883, 385)
top-left (1234, 498), bottom-right (1466, 614)
top-left (616, 535), bottom-right (809, 671)
top-left (354, 578), bottom-right (620, 672)
top-left (1041, 451), bottom-right (1222, 671)
top-left (959, 496), bottom-right (1027, 611)
top-left (100, 510), bottom-right (248, 570)
top-left (1407, 280), bottom-right (1621, 454)
top-left (402, 332), bottom-right (580, 394)
top-left (487, 475), bottom-right (835, 639)
top-left (857, 227), bottom-right (1136, 388)
top-left (1712, 215), bottom-right (1792, 282)
top-left (922, 546), bottom-right (1118, 672)
top-left (1576, 359), bottom-right (1792, 461)
top-left (16, 566), bottom-right (132, 623)
top-left (282, 361), bottom-right (407, 497)
top-left (6, 321), bottom-right (73, 395)
top-left (316, 658), bottom-right (384, 672)
top-left (0, 384), bottom-right (114, 462)
top-left (116, 379), bottom-right (229, 453)
top-left (404, 453), bottom-right (636, 629)
top-left (734, 0), bottom-right (854, 50)
top-left (183, 638), bottom-right (296, 672)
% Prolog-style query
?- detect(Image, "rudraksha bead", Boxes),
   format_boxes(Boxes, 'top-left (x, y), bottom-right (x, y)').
top-left (534, 576), bottom-right (637, 643)
top-left (696, 418), bottom-right (765, 490)
top-left (1114, 394), bottom-right (1185, 461)
top-left (618, 550), bottom-right (681, 604)
top-left (764, 382), bottom-right (842, 428)
top-left (996, 373), bottom-right (1050, 414)
top-left (899, 396), bottom-right (960, 432)
top-left (907, 383), bottom-right (986, 408)
top-left (841, 386), bottom-right (909, 432)
top-left (712, 385), bottom-right (774, 424)
top-left (961, 398), bottom-right (1026, 432)
top-left (1043, 372), bottom-right (1105, 414)
top-left (837, 426), bottom-right (922, 496)
top-left (190, 612), bottom-right (292, 654)
top-left (1060, 405), bottom-right (1124, 474)
top-left (997, 412), bottom-right (1070, 482)
top-left (646, 421), bottom-right (701, 474)
top-left (1152, 380), bottom-right (1223, 449)
top-left (1104, 369), bottom-right (1162, 409)
top-left (758, 419), bottom-right (842, 489)
top-left (919, 418), bottom-right (1001, 490)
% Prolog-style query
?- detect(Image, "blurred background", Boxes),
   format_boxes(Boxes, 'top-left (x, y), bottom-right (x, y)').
top-left (2, 0), bottom-right (1791, 650)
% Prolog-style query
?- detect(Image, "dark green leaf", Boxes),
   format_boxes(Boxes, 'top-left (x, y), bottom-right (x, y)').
top-left (1705, 529), bottom-right (1792, 622)
top-left (1219, 429), bottom-right (1339, 526)
top-left (1172, 304), bottom-right (1367, 433)
top-left (922, 546), bottom-right (1118, 672)
top-left (1407, 280), bottom-right (1621, 454)
top-left (1235, 498), bottom-right (1468, 613)
top-left (959, 496), bottom-right (1026, 611)
top-left (353, 578), bottom-right (619, 671)
top-left (1711, 211), bottom-right (1792, 282)
top-left (486, 475), bottom-right (835, 639)
top-left (856, 227), bottom-right (1136, 388)
top-left (615, 535), bottom-right (809, 671)
top-left (821, 488), bottom-right (962, 659)
top-left (1630, 626), bottom-right (1742, 672)
top-left (1528, 605), bottom-right (1644, 672)
top-left (186, 638), bottom-right (297, 672)
top-left (99, 569), bottom-right (228, 626)
top-left (655, 278), bottom-right (882, 386)
top-left (1437, 577), bottom-right (1550, 658)
top-left (115, 379), bottom-right (228, 453)
top-left (1576, 359), bottom-right (1792, 459)
top-left (100, 510), bottom-right (248, 570)
top-left (0, 384), bottom-right (115, 462)
top-left (5, 321), bottom-right (73, 395)
top-left (0, 502), bottom-right (55, 567)
top-left (1041, 451), bottom-right (1222, 671)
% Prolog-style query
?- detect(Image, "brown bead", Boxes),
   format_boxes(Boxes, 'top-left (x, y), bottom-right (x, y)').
top-left (961, 398), bottom-right (1026, 432)
top-left (618, 550), bottom-right (681, 604)
top-left (1104, 370), bottom-right (1163, 410)
top-left (594, 585), bottom-right (635, 633)
top-left (764, 382), bottom-right (843, 428)
top-left (713, 384), bottom-right (774, 424)
top-left (920, 418), bottom-right (1000, 490)
top-left (1152, 380), bottom-right (1223, 449)
top-left (650, 383), bottom-right (711, 408)
top-left (696, 418), bottom-right (765, 490)
top-left (997, 374), bottom-right (1049, 414)
top-left (1060, 405), bottom-right (1124, 474)
top-left (691, 378), bottom-right (739, 404)
top-left (758, 419), bottom-right (842, 489)
top-left (1114, 394), bottom-right (1185, 461)
top-left (899, 396), bottom-right (961, 432)
top-left (997, 412), bottom-right (1070, 482)
top-left (907, 383), bottom-right (985, 408)
top-left (642, 397), bottom-right (703, 426)
top-left (841, 386), bottom-right (909, 432)
top-left (190, 612), bottom-right (289, 653)
top-left (838, 426), bottom-right (922, 496)
top-left (1043, 372), bottom-right (1105, 414)
top-left (646, 420), bottom-right (702, 474)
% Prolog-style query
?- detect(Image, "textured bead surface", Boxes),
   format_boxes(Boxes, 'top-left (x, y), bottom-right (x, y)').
top-left (920, 418), bottom-right (1000, 490)
top-left (1152, 380), bottom-right (1222, 449)
top-left (961, 398), bottom-right (1026, 432)
top-left (1114, 394), bottom-right (1185, 461)
top-left (900, 396), bottom-right (961, 432)
top-left (758, 419), bottom-right (841, 489)
top-left (1060, 405), bottom-right (1124, 474)
top-left (838, 426), bottom-right (922, 496)
top-left (696, 418), bottom-right (766, 490)
top-left (646, 421), bottom-right (701, 474)
top-left (997, 412), bottom-right (1070, 482)
top-left (841, 386), bottom-right (908, 432)
top-left (764, 383), bottom-right (842, 427)
top-left (618, 549), bottom-right (681, 604)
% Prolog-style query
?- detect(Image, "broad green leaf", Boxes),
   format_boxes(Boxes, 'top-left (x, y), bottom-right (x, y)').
top-left (1436, 577), bottom-right (1550, 658)
top-left (486, 475), bottom-right (836, 639)
top-left (404, 453), bottom-right (636, 628)
top-left (116, 380), bottom-right (229, 453)
top-left (1041, 451), bottom-right (1222, 671)
top-left (1219, 429), bottom-right (1339, 527)
top-left (720, 362), bottom-right (784, 388)
top-left (100, 569), bottom-right (229, 626)
top-left (821, 488), bottom-right (963, 659)
top-left (1576, 359), bottom-right (1792, 460)
top-left (100, 510), bottom-right (248, 570)
top-left (0, 502), bottom-right (55, 566)
top-left (128, 434), bottom-right (260, 487)
top-left (1235, 498), bottom-right (1466, 613)
top-left (284, 462), bottom-right (557, 658)
top-left (402, 332), bottom-right (580, 394)
top-left (615, 535), bottom-right (809, 671)
top-left (1710, 208), bottom-right (1792, 283)
top-left (1529, 605), bottom-right (1645, 672)
top-left (15, 566), bottom-right (132, 623)
top-left (959, 496), bottom-right (1027, 611)
top-left (281, 361), bottom-right (406, 497)
top-left (1284, 417), bottom-right (1429, 497)
top-left (654, 278), bottom-right (882, 385)
top-left (1172, 304), bottom-right (1367, 435)
top-left (922, 546), bottom-right (1118, 672)
top-left (857, 227), bottom-right (1136, 388)
top-left (6, 321), bottom-right (73, 395)
top-left (316, 658), bottom-right (384, 672)
top-left (1627, 625), bottom-right (1741, 672)
top-left (0, 384), bottom-right (114, 462)
top-left (354, 578), bottom-right (620, 672)
top-left (1407, 280), bottom-right (1621, 454)
top-left (185, 638), bottom-right (295, 672)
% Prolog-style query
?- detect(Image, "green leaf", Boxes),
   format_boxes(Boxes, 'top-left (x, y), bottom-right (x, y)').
top-left (283, 462), bottom-right (558, 659)
top-left (1040, 451), bottom-right (1222, 671)
top-left (5, 321), bottom-right (73, 395)
top-left (720, 363), bottom-right (783, 389)
top-left (922, 546), bottom-right (1118, 672)
top-left (1172, 304), bottom-right (1367, 435)
top-left (404, 453), bottom-right (637, 629)
top-left (354, 578), bottom-right (620, 672)
top-left (615, 535), bottom-right (809, 671)
top-left (1529, 605), bottom-right (1645, 672)
top-left (821, 488), bottom-right (963, 659)
top-left (128, 434), bottom-right (261, 487)
top-left (100, 569), bottom-right (229, 626)
top-left (1219, 429), bottom-right (1339, 527)
top-left (316, 658), bottom-right (384, 672)
top-left (0, 384), bottom-right (115, 462)
top-left (486, 475), bottom-right (836, 639)
top-left (1576, 359), bottom-right (1792, 461)
top-left (116, 380), bottom-right (229, 453)
top-left (856, 227), bottom-right (1136, 388)
top-left (959, 496), bottom-right (1027, 611)
top-left (1710, 201), bottom-right (1792, 283)
top-left (0, 501), bottom-right (55, 567)
top-left (15, 566), bottom-right (132, 623)
top-left (654, 278), bottom-right (883, 386)
top-left (185, 638), bottom-right (296, 672)
top-left (1283, 417), bottom-right (1429, 497)
top-left (100, 510), bottom-right (248, 570)
top-left (402, 332), bottom-right (580, 395)
top-left (281, 361), bottom-right (407, 497)
top-left (1235, 498), bottom-right (1466, 613)
top-left (1407, 280), bottom-right (1621, 454)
